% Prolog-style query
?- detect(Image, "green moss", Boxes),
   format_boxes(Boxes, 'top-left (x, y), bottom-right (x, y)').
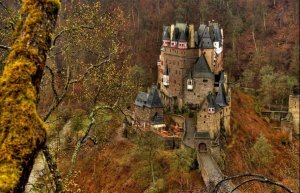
top-left (0, 0), bottom-right (60, 192)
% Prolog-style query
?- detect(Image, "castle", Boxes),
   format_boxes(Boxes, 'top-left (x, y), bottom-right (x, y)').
top-left (133, 21), bottom-right (231, 151)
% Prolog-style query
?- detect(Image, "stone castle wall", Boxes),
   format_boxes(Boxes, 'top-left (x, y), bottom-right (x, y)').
top-left (184, 78), bottom-right (214, 106)
top-left (196, 102), bottom-right (222, 139)
top-left (134, 106), bottom-right (163, 123)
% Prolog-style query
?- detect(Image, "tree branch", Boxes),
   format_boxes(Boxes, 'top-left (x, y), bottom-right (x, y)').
top-left (52, 26), bottom-right (94, 47)
top-left (43, 62), bottom-right (71, 121)
top-left (231, 178), bottom-right (293, 193)
top-left (82, 135), bottom-right (98, 145)
top-left (69, 55), bottom-right (111, 84)
top-left (213, 173), bottom-right (293, 193)
top-left (0, 44), bottom-right (10, 50)
top-left (45, 65), bottom-right (59, 103)
top-left (67, 99), bottom-right (119, 177)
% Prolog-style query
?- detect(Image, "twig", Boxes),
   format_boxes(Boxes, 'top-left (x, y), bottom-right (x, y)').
top-left (0, 1), bottom-right (16, 29)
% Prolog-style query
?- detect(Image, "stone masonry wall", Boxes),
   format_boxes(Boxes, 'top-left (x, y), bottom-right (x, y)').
top-left (134, 106), bottom-right (163, 123)
top-left (196, 102), bottom-right (222, 139)
top-left (197, 102), bottom-right (223, 139)
top-left (184, 78), bottom-right (214, 106)
top-left (159, 48), bottom-right (198, 98)
top-left (289, 95), bottom-right (299, 134)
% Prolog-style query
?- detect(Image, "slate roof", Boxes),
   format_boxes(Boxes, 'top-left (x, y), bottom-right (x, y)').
top-left (194, 31), bottom-right (199, 46)
top-left (134, 86), bottom-right (163, 108)
top-left (207, 92), bottom-right (221, 112)
top-left (219, 71), bottom-right (225, 83)
top-left (207, 92), bottom-right (216, 108)
top-left (199, 27), bottom-right (214, 49)
top-left (178, 30), bottom-right (188, 42)
top-left (194, 131), bottom-right (210, 139)
top-left (171, 27), bottom-right (180, 41)
top-left (209, 22), bottom-right (222, 43)
top-left (162, 26), bottom-right (170, 40)
top-left (198, 24), bottom-right (207, 38)
top-left (215, 83), bottom-right (228, 107)
top-left (192, 55), bottom-right (214, 79)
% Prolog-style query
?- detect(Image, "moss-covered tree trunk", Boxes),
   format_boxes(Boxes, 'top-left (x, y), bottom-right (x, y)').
top-left (0, 0), bottom-right (60, 192)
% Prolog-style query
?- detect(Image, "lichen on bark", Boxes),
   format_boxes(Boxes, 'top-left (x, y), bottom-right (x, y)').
top-left (0, 0), bottom-right (60, 192)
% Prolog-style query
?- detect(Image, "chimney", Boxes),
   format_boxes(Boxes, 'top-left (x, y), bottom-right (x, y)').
top-left (189, 24), bottom-right (195, 48)
top-left (170, 24), bottom-right (175, 41)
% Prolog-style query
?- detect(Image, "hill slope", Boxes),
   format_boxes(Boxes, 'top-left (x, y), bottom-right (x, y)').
top-left (223, 89), bottom-right (299, 192)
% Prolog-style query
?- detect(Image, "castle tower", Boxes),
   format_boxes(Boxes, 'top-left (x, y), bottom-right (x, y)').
top-left (157, 22), bottom-right (226, 115)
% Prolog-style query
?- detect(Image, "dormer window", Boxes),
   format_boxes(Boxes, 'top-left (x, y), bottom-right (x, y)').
top-left (163, 40), bottom-right (170, 47)
top-left (178, 42), bottom-right (187, 49)
top-left (208, 107), bottom-right (215, 114)
top-left (171, 41), bottom-right (177, 48)
top-left (187, 79), bottom-right (193, 90)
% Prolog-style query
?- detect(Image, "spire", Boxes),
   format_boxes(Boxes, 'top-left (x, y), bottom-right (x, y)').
top-left (146, 86), bottom-right (163, 108)
top-left (215, 83), bottom-right (228, 107)
top-left (162, 26), bottom-right (170, 40)
top-left (134, 86), bottom-right (163, 108)
top-left (172, 27), bottom-right (180, 41)
top-left (193, 55), bottom-right (214, 79)
top-left (194, 31), bottom-right (199, 46)
top-left (178, 30), bottom-right (188, 42)
top-left (219, 71), bottom-right (225, 83)
top-left (199, 26), bottom-right (213, 48)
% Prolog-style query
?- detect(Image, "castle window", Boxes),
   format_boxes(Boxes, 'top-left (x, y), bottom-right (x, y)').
top-left (203, 79), bottom-right (208, 83)
top-left (208, 107), bottom-right (215, 114)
